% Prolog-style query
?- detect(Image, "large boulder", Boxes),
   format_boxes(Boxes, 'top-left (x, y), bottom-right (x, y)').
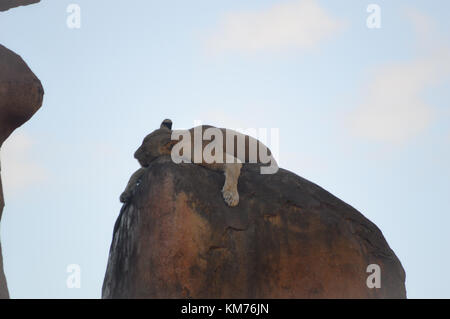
top-left (0, 44), bottom-right (44, 143)
top-left (0, 44), bottom-right (44, 298)
top-left (102, 156), bottom-right (406, 298)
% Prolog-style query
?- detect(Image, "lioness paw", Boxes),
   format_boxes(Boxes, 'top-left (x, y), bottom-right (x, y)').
top-left (222, 189), bottom-right (239, 207)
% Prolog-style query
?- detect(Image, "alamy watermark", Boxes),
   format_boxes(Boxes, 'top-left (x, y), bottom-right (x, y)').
top-left (169, 121), bottom-right (280, 175)
top-left (366, 4), bottom-right (381, 29)
top-left (66, 4), bottom-right (81, 29)
top-left (366, 264), bottom-right (381, 289)
top-left (66, 264), bottom-right (81, 289)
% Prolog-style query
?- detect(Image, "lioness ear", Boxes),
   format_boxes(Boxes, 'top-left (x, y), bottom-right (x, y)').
top-left (160, 119), bottom-right (173, 130)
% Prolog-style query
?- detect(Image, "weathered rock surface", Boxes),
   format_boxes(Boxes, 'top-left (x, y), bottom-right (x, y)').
top-left (0, 178), bottom-right (6, 299)
top-left (0, 44), bottom-right (44, 298)
top-left (103, 156), bottom-right (406, 298)
top-left (0, 0), bottom-right (40, 12)
top-left (0, 44), bottom-right (44, 143)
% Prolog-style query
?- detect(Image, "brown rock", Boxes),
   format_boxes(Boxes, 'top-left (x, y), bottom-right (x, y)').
top-left (0, 178), bottom-right (6, 299)
top-left (0, 44), bottom-right (44, 143)
top-left (0, 44), bottom-right (44, 299)
top-left (102, 156), bottom-right (406, 298)
top-left (0, 0), bottom-right (40, 12)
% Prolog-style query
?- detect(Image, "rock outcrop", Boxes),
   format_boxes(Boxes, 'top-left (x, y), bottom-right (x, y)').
top-left (0, 0), bottom-right (40, 12)
top-left (0, 179), bottom-right (6, 299)
top-left (103, 156), bottom-right (406, 298)
top-left (0, 44), bottom-right (44, 143)
top-left (0, 44), bottom-right (44, 298)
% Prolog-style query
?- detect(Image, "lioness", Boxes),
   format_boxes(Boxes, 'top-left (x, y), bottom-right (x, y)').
top-left (120, 119), bottom-right (278, 207)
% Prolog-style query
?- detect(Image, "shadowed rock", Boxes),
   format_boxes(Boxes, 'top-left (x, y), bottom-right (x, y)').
top-left (0, 44), bottom-right (44, 143)
top-left (0, 178), bottom-right (5, 299)
top-left (103, 156), bottom-right (406, 298)
top-left (0, 44), bottom-right (44, 299)
top-left (0, 0), bottom-right (40, 12)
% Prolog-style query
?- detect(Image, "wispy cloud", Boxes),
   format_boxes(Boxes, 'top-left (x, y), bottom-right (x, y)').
top-left (0, 132), bottom-right (47, 196)
top-left (405, 7), bottom-right (438, 50)
top-left (348, 9), bottom-right (450, 144)
top-left (205, 0), bottom-right (344, 54)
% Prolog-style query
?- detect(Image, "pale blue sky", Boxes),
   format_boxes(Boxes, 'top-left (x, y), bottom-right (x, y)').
top-left (0, 0), bottom-right (449, 298)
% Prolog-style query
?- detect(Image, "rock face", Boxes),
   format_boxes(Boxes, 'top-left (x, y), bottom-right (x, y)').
top-left (0, 44), bottom-right (44, 298)
top-left (103, 156), bottom-right (406, 298)
top-left (0, 44), bottom-right (44, 143)
top-left (0, 179), bottom-right (6, 299)
top-left (0, 0), bottom-right (40, 12)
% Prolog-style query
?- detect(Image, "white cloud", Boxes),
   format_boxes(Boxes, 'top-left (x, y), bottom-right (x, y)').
top-left (348, 10), bottom-right (450, 144)
top-left (0, 132), bottom-right (47, 195)
top-left (206, 0), bottom-right (344, 53)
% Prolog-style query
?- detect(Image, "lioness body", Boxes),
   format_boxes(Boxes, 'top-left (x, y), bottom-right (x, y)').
top-left (120, 120), bottom-right (278, 206)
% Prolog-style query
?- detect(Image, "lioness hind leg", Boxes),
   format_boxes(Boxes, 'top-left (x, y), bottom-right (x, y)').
top-left (221, 162), bottom-right (242, 207)
top-left (120, 167), bottom-right (146, 203)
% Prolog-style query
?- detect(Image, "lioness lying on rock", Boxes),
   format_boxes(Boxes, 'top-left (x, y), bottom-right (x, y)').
top-left (120, 119), bottom-right (278, 207)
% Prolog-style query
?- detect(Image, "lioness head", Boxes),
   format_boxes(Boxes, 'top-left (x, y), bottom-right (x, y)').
top-left (134, 119), bottom-right (176, 167)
